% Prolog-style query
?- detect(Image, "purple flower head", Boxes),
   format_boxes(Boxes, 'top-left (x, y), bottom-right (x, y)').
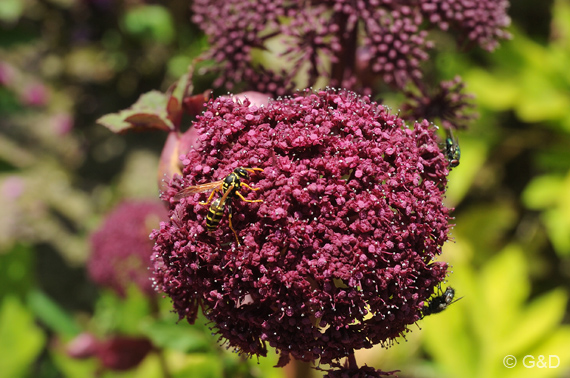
top-left (89, 200), bottom-right (168, 297)
top-left (420, 0), bottom-right (511, 51)
top-left (192, 1), bottom-right (510, 95)
top-left (152, 89), bottom-right (451, 367)
top-left (362, 6), bottom-right (432, 89)
top-left (192, 0), bottom-right (290, 94)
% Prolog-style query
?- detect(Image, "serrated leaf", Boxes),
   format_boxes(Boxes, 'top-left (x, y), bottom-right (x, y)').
top-left (96, 91), bottom-right (174, 133)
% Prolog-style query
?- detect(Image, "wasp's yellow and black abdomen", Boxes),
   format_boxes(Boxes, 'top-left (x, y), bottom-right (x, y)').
top-left (205, 198), bottom-right (225, 231)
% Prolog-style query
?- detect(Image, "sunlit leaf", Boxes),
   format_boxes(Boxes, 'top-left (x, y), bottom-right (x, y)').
top-left (522, 175), bottom-right (564, 209)
top-left (0, 296), bottom-right (46, 378)
top-left (421, 245), bottom-right (570, 378)
top-left (503, 289), bottom-right (567, 354)
top-left (445, 136), bottom-right (488, 206)
top-left (523, 172), bottom-right (570, 256)
top-left (96, 91), bottom-right (174, 133)
top-left (50, 349), bottom-right (98, 378)
top-left (170, 353), bottom-right (224, 378)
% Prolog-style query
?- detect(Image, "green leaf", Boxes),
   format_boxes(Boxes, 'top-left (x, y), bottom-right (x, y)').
top-left (479, 245), bottom-right (529, 339)
top-left (96, 91), bottom-right (174, 133)
top-left (141, 320), bottom-right (211, 353)
top-left (503, 289), bottom-right (567, 355)
top-left (123, 5), bottom-right (175, 44)
top-left (421, 245), bottom-right (570, 378)
top-left (50, 349), bottom-right (98, 378)
top-left (0, 296), bottom-right (46, 378)
top-left (465, 68), bottom-right (519, 111)
top-left (0, 0), bottom-right (24, 24)
top-left (522, 175), bottom-right (564, 209)
top-left (0, 243), bottom-right (34, 300)
top-left (171, 354), bottom-right (224, 378)
top-left (445, 136), bottom-right (488, 206)
top-left (27, 290), bottom-right (81, 338)
top-left (514, 68), bottom-right (570, 123)
top-left (92, 286), bottom-right (152, 336)
top-left (522, 172), bottom-right (570, 256)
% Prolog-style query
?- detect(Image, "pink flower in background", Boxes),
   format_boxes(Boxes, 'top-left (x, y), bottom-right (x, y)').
top-left (0, 61), bottom-right (16, 86)
top-left (20, 82), bottom-right (49, 107)
top-left (67, 333), bottom-right (153, 371)
top-left (89, 200), bottom-right (167, 297)
top-left (152, 89), bottom-right (452, 370)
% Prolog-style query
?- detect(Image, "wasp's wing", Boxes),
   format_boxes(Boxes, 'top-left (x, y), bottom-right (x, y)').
top-left (173, 180), bottom-right (224, 200)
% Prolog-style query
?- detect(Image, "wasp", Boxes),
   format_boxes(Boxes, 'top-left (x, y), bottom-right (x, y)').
top-left (444, 129), bottom-right (460, 168)
top-left (174, 167), bottom-right (264, 244)
top-left (422, 286), bottom-right (461, 317)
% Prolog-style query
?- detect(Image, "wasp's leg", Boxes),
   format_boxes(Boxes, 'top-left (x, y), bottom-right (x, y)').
top-left (241, 183), bottom-right (260, 191)
top-left (243, 167), bottom-right (264, 173)
top-left (199, 187), bottom-right (220, 206)
top-left (235, 190), bottom-right (263, 203)
top-left (227, 205), bottom-right (240, 245)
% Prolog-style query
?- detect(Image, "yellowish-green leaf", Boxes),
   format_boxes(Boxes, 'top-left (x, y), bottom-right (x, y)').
top-left (0, 297), bottom-right (46, 378)
top-left (51, 349), bottom-right (98, 378)
top-left (465, 69), bottom-right (519, 111)
top-left (522, 175), bottom-right (564, 209)
top-left (445, 136), bottom-right (488, 206)
top-left (502, 288), bottom-right (567, 355)
top-left (515, 69), bottom-right (570, 122)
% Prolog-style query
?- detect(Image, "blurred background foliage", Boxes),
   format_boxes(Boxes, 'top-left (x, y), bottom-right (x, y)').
top-left (1, 0), bottom-right (570, 377)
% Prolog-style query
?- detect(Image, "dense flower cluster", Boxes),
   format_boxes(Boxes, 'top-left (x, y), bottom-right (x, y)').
top-left (362, 6), bottom-right (431, 89)
top-left (420, 0), bottom-right (511, 51)
top-left (191, 0), bottom-right (511, 93)
top-left (152, 89), bottom-right (452, 367)
top-left (191, 0), bottom-right (290, 94)
top-left (89, 200), bottom-right (167, 297)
